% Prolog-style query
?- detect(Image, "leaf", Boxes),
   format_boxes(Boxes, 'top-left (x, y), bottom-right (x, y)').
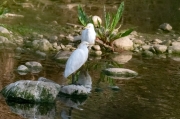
top-left (110, 2), bottom-right (124, 31)
top-left (78, 5), bottom-right (88, 26)
top-left (120, 28), bottom-right (134, 37)
top-left (104, 5), bottom-right (111, 29)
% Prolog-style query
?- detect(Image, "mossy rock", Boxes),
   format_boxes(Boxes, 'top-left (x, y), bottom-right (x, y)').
top-left (1, 80), bottom-right (61, 103)
top-left (102, 68), bottom-right (138, 79)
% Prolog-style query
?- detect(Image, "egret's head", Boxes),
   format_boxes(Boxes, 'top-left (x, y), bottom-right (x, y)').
top-left (86, 23), bottom-right (94, 29)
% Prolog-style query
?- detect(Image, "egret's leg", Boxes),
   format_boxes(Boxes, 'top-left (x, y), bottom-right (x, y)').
top-left (72, 73), bottom-right (75, 84)
top-left (68, 107), bottom-right (73, 119)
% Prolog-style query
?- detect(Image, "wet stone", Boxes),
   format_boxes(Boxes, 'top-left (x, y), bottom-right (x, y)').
top-left (25, 61), bottom-right (42, 73)
top-left (102, 68), bottom-right (138, 79)
top-left (17, 65), bottom-right (29, 75)
top-left (1, 80), bottom-right (61, 103)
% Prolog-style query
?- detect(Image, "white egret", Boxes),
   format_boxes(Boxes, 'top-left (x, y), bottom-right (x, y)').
top-left (81, 23), bottom-right (96, 45)
top-left (64, 41), bottom-right (89, 83)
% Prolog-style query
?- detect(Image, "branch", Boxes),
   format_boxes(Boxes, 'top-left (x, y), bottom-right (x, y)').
top-left (95, 38), bottom-right (114, 51)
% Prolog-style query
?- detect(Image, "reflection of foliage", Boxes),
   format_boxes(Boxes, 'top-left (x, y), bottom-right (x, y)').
top-left (100, 72), bottom-right (115, 86)
top-left (78, 2), bottom-right (133, 46)
top-left (0, 1), bottom-right (8, 17)
top-left (87, 59), bottom-right (122, 70)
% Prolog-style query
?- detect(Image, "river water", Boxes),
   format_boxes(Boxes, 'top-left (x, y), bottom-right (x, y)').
top-left (0, 0), bottom-right (180, 119)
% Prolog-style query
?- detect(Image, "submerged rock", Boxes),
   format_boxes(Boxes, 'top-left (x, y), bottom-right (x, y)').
top-left (102, 68), bottom-right (138, 79)
top-left (17, 65), bottom-right (29, 75)
top-left (54, 50), bottom-right (71, 63)
top-left (25, 61), bottom-right (42, 73)
top-left (1, 80), bottom-right (61, 103)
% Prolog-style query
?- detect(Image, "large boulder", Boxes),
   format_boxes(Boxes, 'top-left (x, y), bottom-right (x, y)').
top-left (1, 80), bottom-right (61, 103)
top-left (112, 36), bottom-right (133, 51)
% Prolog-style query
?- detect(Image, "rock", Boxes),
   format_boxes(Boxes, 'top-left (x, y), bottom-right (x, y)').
top-left (160, 39), bottom-right (171, 46)
top-left (1, 80), bottom-right (61, 103)
top-left (60, 85), bottom-right (90, 96)
top-left (133, 39), bottom-right (144, 45)
top-left (112, 36), bottom-right (133, 51)
top-left (17, 65), bottom-right (29, 75)
top-left (60, 43), bottom-right (65, 49)
top-left (109, 86), bottom-right (120, 91)
top-left (94, 51), bottom-right (102, 56)
top-left (73, 35), bottom-right (81, 41)
top-left (0, 36), bottom-right (10, 44)
top-left (35, 50), bottom-right (46, 58)
top-left (25, 61), bottom-right (42, 73)
top-left (112, 52), bottom-right (132, 64)
top-left (38, 77), bottom-right (56, 84)
top-left (66, 34), bottom-right (74, 41)
top-left (142, 45), bottom-right (152, 51)
top-left (92, 45), bottom-right (101, 51)
top-left (142, 50), bottom-right (154, 57)
top-left (171, 42), bottom-right (180, 54)
top-left (14, 36), bottom-right (24, 46)
top-left (0, 26), bottom-right (10, 34)
top-left (90, 50), bottom-right (102, 56)
top-left (32, 40), bottom-right (40, 49)
top-left (153, 39), bottom-right (162, 44)
top-left (38, 39), bottom-right (53, 51)
top-left (102, 68), bottom-right (138, 79)
top-left (92, 16), bottom-right (102, 27)
top-left (32, 39), bottom-right (53, 51)
top-left (159, 23), bottom-right (172, 31)
top-left (15, 47), bottom-right (25, 53)
top-left (54, 51), bottom-right (72, 63)
top-left (153, 45), bottom-right (167, 53)
top-left (49, 35), bottom-right (58, 42)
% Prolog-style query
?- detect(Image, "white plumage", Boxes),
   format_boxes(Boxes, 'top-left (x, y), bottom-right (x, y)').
top-left (81, 23), bottom-right (96, 45)
top-left (64, 41), bottom-right (89, 78)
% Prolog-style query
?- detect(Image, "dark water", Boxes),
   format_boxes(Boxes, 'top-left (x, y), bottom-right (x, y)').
top-left (0, 0), bottom-right (180, 119)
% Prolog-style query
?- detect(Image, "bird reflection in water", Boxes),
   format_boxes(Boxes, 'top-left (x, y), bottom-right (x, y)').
top-left (59, 69), bottom-right (92, 119)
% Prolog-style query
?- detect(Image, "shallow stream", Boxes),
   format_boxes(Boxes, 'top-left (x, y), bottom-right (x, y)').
top-left (0, 0), bottom-right (180, 119)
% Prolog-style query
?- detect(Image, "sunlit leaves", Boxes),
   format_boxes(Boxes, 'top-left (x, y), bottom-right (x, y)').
top-left (77, 2), bottom-right (133, 47)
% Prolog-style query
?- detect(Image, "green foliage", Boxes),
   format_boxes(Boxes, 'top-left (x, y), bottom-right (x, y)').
top-left (0, 1), bottom-right (8, 17)
top-left (78, 5), bottom-right (91, 26)
top-left (77, 2), bottom-right (133, 46)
